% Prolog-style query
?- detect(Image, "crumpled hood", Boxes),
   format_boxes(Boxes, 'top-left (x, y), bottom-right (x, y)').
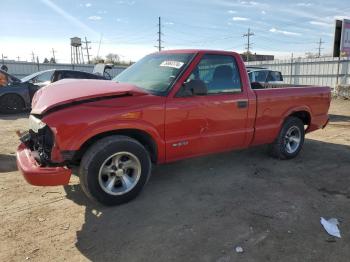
top-left (31, 79), bottom-right (148, 114)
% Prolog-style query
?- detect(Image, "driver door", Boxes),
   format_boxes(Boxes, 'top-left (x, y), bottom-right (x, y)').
top-left (165, 53), bottom-right (249, 161)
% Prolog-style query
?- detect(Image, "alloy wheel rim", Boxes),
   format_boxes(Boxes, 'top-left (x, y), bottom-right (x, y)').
top-left (284, 126), bottom-right (301, 154)
top-left (98, 152), bottom-right (141, 195)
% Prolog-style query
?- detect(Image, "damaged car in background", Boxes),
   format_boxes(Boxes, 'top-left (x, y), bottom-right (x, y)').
top-left (0, 64), bottom-right (114, 114)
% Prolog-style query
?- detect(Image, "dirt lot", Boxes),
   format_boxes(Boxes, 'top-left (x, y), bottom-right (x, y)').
top-left (0, 99), bottom-right (349, 262)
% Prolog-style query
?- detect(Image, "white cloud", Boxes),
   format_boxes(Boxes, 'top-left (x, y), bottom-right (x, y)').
top-left (334, 15), bottom-right (348, 20)
top-left (165, 22), bottom-right (174, 25)
top-left (309, 21), bottom-right (332, 27)
top-left (269, 28), bottom-right (301, 36)
top-left (115, 18), bottom-right (129, 24)
top-left (85, 3), bottom-right (91, 7)
top-left (261, 10), bottom-right (266, 15)
top-left (88, 15), bottom-right (102, 21)
top-left (217, 0), bottom-right (268, 9)
top-left (296, 2), bottom-right (312, 7)
top-left (239, 1), bottom-right (260, 6)
top-left (228, 10), bottom-right (237, 14)
top-left (97, 10), bottom-right (107, 14)
top-left (232, 16), bottom-right (249, 21)
top-left (117, 0), bottom-right (135, 5)
top-left (248, 1), bottom-right (259, 6)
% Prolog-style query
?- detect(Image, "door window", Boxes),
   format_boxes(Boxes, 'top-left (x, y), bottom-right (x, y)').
top-left (253, 70), bottom-right (268, 82)
top-left (267, 71), bottom-right (283, 82)
top-left (187, 54), bottom-right (242, 94)
top-left (32, 70), bottom-right (53, 84)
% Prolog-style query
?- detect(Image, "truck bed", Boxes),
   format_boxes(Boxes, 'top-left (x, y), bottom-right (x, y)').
top-left (252, 86), bottom-right (331, 145)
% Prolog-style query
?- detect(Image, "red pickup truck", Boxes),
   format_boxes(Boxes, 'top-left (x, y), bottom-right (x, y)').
top-left (16, 49), bottom-right (330, 205)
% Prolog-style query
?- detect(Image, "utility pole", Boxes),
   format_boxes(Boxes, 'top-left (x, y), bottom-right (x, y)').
top-left (16, 56), bottom-right (20, 61)
top-left (51, 48), bottom-right (56, 62)
top-left (83, 37), bottom-right (92, 64)
top-left (97, 33), bottom-right (103, 58)
top-left (155, 16), bottom-right (164, 52)
top-left (1, 54), bottom-right (7, 64)
top-left (36, 56), bottom-right (40, 71)
top-left (290, 53), bottom-right (294, 84)
top-left (316, 38), bottom-right (325, 58)
top-left (243, 27), bottom-right (254, 62)
top-left (31, 51), bottom-right (35, 63)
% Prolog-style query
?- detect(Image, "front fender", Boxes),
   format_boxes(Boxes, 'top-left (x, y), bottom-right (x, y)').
top-left (43, 101), bottom-right (166, 163)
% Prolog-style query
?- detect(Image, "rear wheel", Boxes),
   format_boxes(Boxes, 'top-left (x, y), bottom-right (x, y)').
top-left (0, 94), bottom-right (25, 114)
top-left (79, 135), bottom-right (151, 206)
top-left (269, 116), bottom-right (305, 159)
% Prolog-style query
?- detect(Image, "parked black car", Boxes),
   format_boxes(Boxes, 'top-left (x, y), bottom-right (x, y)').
top-left (0, 68), bottom-right (109, 114)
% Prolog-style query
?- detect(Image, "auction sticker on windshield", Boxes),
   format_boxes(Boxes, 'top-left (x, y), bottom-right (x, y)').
top-left (160, 60), bottom-right (184, 69)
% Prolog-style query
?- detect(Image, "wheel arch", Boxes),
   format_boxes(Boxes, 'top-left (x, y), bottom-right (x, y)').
top-left (281, 106), bottom-right (312, 128)
top-left (72, 129), bottom-right (158, 164)
top-left (289, 110), bottom-right (311, 126)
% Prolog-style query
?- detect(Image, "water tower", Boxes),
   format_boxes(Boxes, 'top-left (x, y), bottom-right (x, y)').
top-left (70, 37), bottom-right (84, 64)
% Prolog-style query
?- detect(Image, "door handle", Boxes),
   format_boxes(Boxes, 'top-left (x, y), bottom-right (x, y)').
top-left (237, 100), bottom-right (248, 108)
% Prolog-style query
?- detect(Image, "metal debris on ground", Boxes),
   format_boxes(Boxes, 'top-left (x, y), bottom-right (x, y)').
top-left (37, 217), bottom-right (46, 222)
top-left (235, 246), bottom-right (244, 253)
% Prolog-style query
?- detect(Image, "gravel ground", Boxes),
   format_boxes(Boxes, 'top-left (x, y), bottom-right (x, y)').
top-left (0, 99), bottom-right (349, 262)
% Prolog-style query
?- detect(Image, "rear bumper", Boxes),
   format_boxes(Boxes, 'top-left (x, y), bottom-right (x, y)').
top-left (16, 143), bottom-right (71, 186)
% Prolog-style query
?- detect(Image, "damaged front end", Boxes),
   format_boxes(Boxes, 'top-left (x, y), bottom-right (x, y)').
top-left (16, 115), bottom-right (72, 186)
top-left (19, 115), bottom-right (54, 166)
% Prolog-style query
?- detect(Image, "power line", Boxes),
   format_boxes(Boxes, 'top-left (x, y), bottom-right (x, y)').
top-left (155, 16), bottom-right (164, 51)
top-left (316, 38), bottom-right (325, 58)
top-left (83, 37), bottom-right (92, 63)
top-left (243, 27), bottom-right (254, 62)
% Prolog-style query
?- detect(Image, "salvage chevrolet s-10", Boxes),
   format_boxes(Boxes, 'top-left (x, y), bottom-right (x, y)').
top-left (16, 49), bottom-right (330, 205)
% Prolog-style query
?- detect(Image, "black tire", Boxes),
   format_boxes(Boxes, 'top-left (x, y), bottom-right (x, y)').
top-left (269, 116), bottom-right (305, 160)
top-left (79, 135), bottom-right (151, 206)
top-left (0, 94), bottom-right (25, 114)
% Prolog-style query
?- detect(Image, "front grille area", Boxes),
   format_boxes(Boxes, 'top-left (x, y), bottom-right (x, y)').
top-left (20, 126), bottom-right (54, 165)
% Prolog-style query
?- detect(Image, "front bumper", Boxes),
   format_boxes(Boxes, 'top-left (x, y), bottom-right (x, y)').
top-left (16, 143), bottom-right (71, 186)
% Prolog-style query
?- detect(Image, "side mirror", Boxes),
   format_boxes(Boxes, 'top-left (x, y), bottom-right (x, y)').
top-left (184, 79), bottom-right (207, 96)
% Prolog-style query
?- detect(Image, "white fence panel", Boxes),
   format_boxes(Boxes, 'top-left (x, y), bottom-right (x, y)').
top-left (246, 57), bottom-right (350, 88)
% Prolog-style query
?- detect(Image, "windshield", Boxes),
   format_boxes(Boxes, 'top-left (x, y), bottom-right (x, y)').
top-left (113, 52), bottom-right (194, 95)
top-left (21, 70), bottom-right (53, 83)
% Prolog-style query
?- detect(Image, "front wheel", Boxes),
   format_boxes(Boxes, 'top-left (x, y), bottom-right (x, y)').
top-left (0, 94), bottom-right (25, 114)
top-left (269, 116), bottom-right (305, 159)
top-left (79, 135), bottom-right (151, 206)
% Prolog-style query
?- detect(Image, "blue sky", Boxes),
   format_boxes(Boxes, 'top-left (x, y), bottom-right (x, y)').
top-left (0, 0), bottom-right (349, 62)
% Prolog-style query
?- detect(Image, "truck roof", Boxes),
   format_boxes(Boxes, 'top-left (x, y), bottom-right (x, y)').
top-left (157, 49), bottom-right (240, 56)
